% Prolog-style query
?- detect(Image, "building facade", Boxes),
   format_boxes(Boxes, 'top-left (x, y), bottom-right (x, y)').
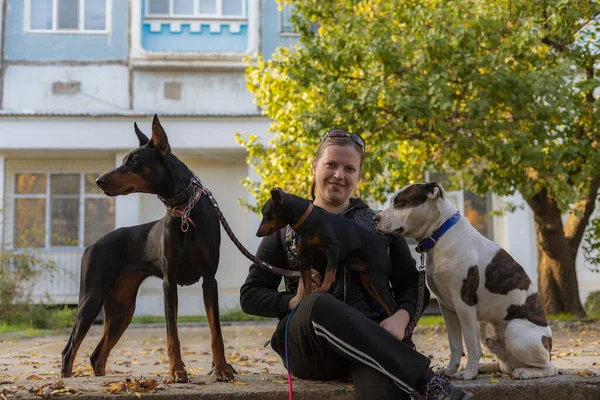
top-left (0, 0), bottom-right (597, 316)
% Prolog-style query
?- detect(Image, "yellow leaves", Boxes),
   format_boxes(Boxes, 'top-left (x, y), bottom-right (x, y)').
top-left (0, 388), bottom-right (16, 400)
top-left (489, 377), bottom-right (500, 383)
top-left (576, 369), bottom-right (597, 378)
top-left (229, 380), bottom-right (248, 386)
top-left (28, 380), bottom-right (78, 398)
top-left (101, 377), bottom-right (163, 395)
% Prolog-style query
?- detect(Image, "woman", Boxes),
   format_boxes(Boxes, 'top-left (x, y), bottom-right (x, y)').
top-left (240, 129), bottom-right (471, 400)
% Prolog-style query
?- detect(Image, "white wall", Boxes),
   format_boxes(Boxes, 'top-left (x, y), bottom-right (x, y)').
top-left (0, 116), bottom-right (271, 150)
top-left (133, 70), bottom-right (259, 114)
top-left (3, 65), bottom-right (129, 112)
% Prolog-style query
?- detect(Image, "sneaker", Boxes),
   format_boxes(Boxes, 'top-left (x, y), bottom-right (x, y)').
top-left (425, 376), bottom-right (474, 400)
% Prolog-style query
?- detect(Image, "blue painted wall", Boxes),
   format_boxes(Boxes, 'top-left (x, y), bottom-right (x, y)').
top-left (4, 0), bottom-right (129, 61)
top-left (261, 0), bottom-right (298, 58)
top-left (141, 1), bottom-right (248, 53)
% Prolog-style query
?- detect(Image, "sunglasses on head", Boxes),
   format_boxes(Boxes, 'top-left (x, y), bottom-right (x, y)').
top-left (321, 129), bottom-right (366, 151)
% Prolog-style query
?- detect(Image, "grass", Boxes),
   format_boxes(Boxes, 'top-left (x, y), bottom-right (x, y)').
top-left (0, 305), bottom-right (76, 337)
top-left (3, 306), bottom-right (598, 339)
top-left (130, 307), bottom-right (272, 325)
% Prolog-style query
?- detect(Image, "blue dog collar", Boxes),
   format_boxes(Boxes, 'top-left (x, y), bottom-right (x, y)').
top-left (416, 212), bottom-right (461, 253)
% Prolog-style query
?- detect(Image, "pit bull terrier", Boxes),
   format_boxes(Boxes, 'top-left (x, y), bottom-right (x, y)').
top-left (374, 182), bottom-right (557, 380)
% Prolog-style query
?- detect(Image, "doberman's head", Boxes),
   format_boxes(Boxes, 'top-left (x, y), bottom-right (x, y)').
top-left (256, 188), bottom-right (308, 237)
top-left (96, 114), bottom-right (177, 197)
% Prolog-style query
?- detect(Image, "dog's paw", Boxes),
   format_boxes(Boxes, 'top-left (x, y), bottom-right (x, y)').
top-left (212, 363), bottom-right (237, 382)
top-left (168, 369), bottom-right (189, 383)
top-left (436, 365), bottom-right (459, 378)
top-left (453, 369), bottom-right (478, 380)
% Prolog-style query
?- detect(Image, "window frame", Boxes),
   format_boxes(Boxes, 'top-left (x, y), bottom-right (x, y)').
top-left (24, 0), bottom-right (112, 35)
top-left (424, 171), bottom-right (494, 240)
top-left (13, 172), bottom-right (115, 250)
top-left (279, 3), bottom-right (299, 37)
top-left (145, 0), bottom-right (247, 20)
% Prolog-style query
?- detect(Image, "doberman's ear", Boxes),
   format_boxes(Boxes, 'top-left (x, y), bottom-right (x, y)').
top-left (134, 122), bottom-right (150, 146)
top-left (425, 181), bottom-right (445, 200)
top-left (151, 114), bottom-right (171, 158)
top-left (270, 188), bottom-right (285, 205)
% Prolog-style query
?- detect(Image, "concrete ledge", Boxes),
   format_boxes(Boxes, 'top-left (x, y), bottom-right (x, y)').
top-left (3, 372), bottom-right (599, 399)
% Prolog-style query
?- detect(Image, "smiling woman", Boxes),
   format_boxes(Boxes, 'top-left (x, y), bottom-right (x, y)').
top-left (240, 129), bottom-right (472, 400)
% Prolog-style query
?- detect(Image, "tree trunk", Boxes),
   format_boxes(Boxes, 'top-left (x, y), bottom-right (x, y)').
top-left (527, 189), bottom-right (587, 317)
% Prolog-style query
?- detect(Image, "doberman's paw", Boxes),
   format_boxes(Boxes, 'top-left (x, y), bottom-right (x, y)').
top-left (168, 369), bottom-right (189, 383)
top-left (211, 363), bottom-right (237, 382)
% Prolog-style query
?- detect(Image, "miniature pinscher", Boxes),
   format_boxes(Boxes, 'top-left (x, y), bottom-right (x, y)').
top-left (256, 188), bottom-right (397, 316)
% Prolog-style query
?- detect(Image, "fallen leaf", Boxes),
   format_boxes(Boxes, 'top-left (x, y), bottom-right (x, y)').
top-left (229, 381), bottom-right (247, 386)
top-left (489, 377), bottom-right (500, 383)
top-left (26, 376), bottom-right (42, 381)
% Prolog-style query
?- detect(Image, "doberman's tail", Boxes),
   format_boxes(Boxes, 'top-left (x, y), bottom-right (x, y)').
top-left (202, 187), bottom-right (301, 279)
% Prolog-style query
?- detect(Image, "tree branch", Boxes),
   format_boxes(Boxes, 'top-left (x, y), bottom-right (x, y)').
top-left (564, 175), bottom-right (600, 251)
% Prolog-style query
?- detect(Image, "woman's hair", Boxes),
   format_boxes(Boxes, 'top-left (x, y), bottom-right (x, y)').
top-left (310, 136), bottom-right (365, 200)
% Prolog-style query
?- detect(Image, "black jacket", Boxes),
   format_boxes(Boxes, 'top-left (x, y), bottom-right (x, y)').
top-left (240, 198), bottom-right (429, 322)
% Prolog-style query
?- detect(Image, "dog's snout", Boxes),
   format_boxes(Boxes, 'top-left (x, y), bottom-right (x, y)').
top-left (373, 214), bottom-right (382, 224)
top-left (95, 176), bottom-right (106, 187)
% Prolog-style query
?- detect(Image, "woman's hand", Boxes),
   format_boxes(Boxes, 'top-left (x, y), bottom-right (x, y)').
top-left (380, 309), bottom-right (411, 341)
top-left (288, 269), bottom-right (322, 310)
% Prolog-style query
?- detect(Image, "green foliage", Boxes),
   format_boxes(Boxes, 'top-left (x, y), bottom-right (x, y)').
top-left (240, 1), bottom-right (600, 234)
top-left (584, 291), bottom-right (600, 316)
top-left (0, 228), bottom-right (77, 335)
top-left (0, 245), bottom-right (58, 321)
top-left (0, 306), bottom-right (76, 336)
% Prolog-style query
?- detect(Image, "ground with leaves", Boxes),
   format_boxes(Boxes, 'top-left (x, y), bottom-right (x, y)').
top-left (0, 321), bottom-right (598, 398)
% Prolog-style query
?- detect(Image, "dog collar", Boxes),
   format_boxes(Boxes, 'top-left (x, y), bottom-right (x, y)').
top-left (291, 203), bottom-right (314, 231)
top-left (416, 212), bottom-right (461, 253)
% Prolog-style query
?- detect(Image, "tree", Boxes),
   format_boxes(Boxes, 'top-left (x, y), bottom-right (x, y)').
top-left (239, 0), bottom-right (600, 316)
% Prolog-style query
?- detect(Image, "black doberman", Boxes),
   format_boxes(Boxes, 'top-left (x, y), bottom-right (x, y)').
top-left (256, 188), bottom-right (397, 316)
top-left (61, 115), bottom-right (236, 383)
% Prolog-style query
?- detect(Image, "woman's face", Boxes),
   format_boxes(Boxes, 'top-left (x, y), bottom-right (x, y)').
top-left (312, 145), bottom-right (362, 207)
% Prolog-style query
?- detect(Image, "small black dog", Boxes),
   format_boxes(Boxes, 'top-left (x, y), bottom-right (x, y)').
top-left (256, 188), bottom-right (397, 316)
top-left (61, 115), bottom-right (235, 383)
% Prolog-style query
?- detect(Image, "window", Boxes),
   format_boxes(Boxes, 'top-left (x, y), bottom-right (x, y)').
top-left (280, 3), bottom-right (296, 34)
top-left (14, 173), bottom-right (115, 249)
top-left (146, 0), bottom-right (245, 18)
top-left (427, 172), bottom-right (494, 240)
top-left (27, 0), bottom-right (110, 33)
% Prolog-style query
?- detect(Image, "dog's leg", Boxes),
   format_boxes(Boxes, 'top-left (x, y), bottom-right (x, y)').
top-left (295, 242), bottom-right (314, 295)
top-left (505, 320), bottom-right (557, 379)
top-left (479, 321), bottom-right (512, 375)
top-left (163, 279), bottom-right (188, 383)
top-left (360, 272), bottom-right (393, 317)
top-left (61, 293), bottom-right (106, 378)
top-left (453, 305), bottom-right (482, 380)
top-left (90, 271), bottom-right (146, 376)
top-left (319, 240), bottom-right (341, 292)
top-left (437, 302), bottom-right (463, 378)
top-left (203, 277), bottom-right (236, 382)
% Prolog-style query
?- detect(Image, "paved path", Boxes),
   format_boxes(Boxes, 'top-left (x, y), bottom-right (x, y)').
top-left (0, 321), bottom-right (598, 398)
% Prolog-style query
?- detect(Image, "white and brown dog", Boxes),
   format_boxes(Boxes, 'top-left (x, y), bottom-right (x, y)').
top-left (374, 182), bottom-right (557, 380)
